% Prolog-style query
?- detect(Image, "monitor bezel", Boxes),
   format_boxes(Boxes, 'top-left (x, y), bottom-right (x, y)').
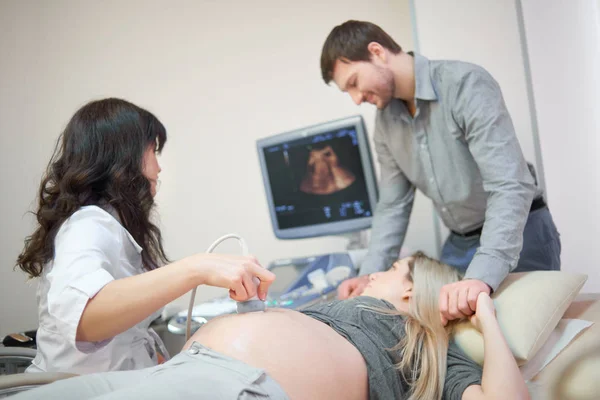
top-left (256, 115), bottom-right (379, 239)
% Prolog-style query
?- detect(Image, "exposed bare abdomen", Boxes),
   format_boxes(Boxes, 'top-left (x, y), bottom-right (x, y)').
top-left (184, 308), bottom-right (369, 400)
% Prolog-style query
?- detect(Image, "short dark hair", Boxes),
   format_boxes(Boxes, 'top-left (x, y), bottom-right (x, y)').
top-left (320, 20), bottom-right (402, 84)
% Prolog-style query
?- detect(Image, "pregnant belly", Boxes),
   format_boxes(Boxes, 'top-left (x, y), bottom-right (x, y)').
top-left (183, 308), bottom-right (369, 400)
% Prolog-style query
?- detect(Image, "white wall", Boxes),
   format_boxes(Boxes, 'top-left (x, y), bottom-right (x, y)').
top-left (0, 1), bottom-right (421, 336)
top-left (412, 0), bottom-right (538, 164)
top-left (520, 0), bottom-right (600, 293)
top-left (413, 0), bottom-right (600, 293)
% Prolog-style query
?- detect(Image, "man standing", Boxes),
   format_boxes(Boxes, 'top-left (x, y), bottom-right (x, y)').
top-left (322, 20), bottom-right (560, 324)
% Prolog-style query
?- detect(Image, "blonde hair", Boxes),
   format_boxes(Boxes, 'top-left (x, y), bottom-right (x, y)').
top-left (388, 252), bottom-right (462, 400)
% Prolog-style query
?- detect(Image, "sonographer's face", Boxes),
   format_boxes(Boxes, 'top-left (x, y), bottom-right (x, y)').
top-left (332, 57), bottom-right (394, 109)
top-left (362, 258), bottom-right (413, 312)
top-left (142, 143), bottom-right (161, 197)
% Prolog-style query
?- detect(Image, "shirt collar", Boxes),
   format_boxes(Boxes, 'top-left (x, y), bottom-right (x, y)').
top-left (98, 203), bottom-right (143, 254)
top-left (409, 52), bottom-right (438, 101)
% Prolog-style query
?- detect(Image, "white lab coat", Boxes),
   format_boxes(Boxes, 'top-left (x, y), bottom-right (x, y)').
top-left (27, 205), bottom-right (166, 374)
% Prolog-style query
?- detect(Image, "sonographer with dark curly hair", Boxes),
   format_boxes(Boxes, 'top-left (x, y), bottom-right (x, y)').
top-left (16, 98), bottom-right (275, 375)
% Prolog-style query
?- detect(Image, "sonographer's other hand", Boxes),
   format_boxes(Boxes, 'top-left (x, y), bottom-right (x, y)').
top-left (337, 275), bottom-right (370, 300)
top-left (187, 254), bottom-right (275, 301)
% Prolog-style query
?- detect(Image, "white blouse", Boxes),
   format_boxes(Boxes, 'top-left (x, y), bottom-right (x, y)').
top-left (27, 205), bottom-right (167, 374)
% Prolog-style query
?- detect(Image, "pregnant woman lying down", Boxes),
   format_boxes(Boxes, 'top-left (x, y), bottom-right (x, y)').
top-left (13, 252), bottom-right (529, 400)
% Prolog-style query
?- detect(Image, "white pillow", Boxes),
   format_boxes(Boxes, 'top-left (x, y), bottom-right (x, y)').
top-left (452, 271), bottom-right (587, 366)
top-left (520, 318), bottom-right (593, 380)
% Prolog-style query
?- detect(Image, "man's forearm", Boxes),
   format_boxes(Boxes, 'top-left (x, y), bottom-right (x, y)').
top-left (464, 253), bottom-right (511, 293)
top-left (456, 67), bottom-right (538, 292)
top-left (464, 181), bottom-right (535, 291)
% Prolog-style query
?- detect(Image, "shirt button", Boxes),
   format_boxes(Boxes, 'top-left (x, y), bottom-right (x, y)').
top-left (421, 144), bottom-right (427, 150)
top-left (429, 178), bottom-right (435, 184)
top-left (442, 207), bottom-right (448, 212)
top-left (188, 348), bottom-right (199, 355)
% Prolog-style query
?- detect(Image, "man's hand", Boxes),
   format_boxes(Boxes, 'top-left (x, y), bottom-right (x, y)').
top-left (439, 279), bottom-right (491, 325)
top-left (337, 275), bottom-right (370, 300)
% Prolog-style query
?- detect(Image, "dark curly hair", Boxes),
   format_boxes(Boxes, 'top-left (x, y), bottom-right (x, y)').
top-left (17, 98), bottom-right (169, 278)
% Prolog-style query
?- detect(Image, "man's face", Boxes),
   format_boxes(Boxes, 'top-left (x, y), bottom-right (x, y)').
top-left (362, 257), bottom-right (413, 311)
top-left (331, 58), bottom-right (395, 109)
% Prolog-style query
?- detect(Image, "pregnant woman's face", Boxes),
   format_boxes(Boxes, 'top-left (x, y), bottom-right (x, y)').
top-left (362, 257), bottom-right (414, 312)
top-left (300, 146), bottom-right (355, 195)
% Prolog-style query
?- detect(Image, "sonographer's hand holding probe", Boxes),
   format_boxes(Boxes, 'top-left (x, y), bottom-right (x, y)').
top-left (185, 234), bottom-right (274, 340)
top-left (183, 253), bottom-right (275, 301)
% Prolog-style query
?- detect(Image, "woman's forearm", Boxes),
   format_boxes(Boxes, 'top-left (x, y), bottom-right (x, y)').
top-left (76, 259), bottom-right (202, 342)
top-left (479, 317), bottom-right (530, 400)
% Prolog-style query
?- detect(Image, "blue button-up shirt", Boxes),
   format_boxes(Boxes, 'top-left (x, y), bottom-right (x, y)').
top-left (360, 53), bottom-right (541, 291)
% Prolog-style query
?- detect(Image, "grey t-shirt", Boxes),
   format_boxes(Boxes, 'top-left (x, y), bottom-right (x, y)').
top-left (301, 296), bottom-right (482, 400)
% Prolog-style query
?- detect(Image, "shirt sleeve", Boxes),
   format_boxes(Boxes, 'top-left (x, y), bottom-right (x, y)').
top-left (443, 342), bottom-right (483, 400)
top-left (452, 67), bottom-right (537, 291)
top-left (359, 118), bottom-right (415, 276)
top-left (46, 211), bottom-right (118, 350)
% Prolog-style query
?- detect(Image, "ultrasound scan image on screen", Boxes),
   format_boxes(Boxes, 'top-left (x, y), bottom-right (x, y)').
top-left (257, 115), bottom-right (378, 239)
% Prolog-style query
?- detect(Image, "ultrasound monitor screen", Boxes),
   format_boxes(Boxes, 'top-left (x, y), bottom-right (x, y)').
top-left (257, 115), bottom-right (378, 239)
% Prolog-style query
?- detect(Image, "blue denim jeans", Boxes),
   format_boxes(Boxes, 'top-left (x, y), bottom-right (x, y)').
top-left (440, 207), bottom-right (561, 274)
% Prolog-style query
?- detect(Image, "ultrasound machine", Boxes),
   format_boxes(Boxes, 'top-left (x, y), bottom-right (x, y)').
top-left (168, 115), bottom-right (379, 334)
